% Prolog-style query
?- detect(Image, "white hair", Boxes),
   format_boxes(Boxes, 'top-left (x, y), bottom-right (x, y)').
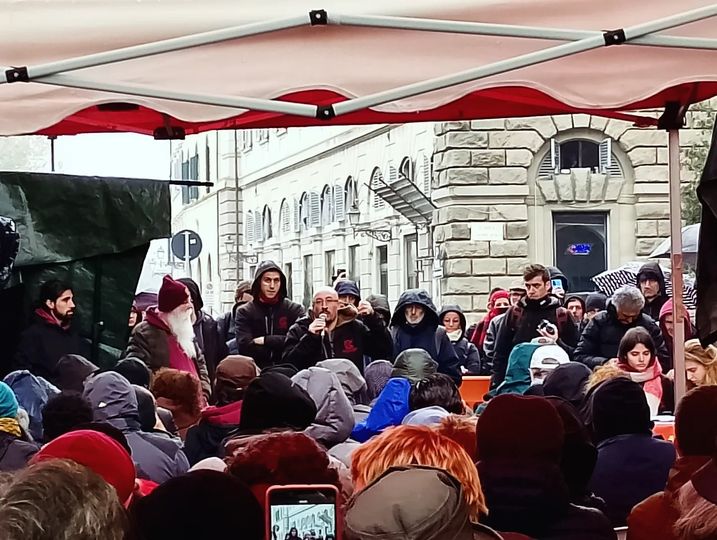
top-left (162, 306), bottom-right (196, 358)
top-left (612, 285), bottom-right (646, 312)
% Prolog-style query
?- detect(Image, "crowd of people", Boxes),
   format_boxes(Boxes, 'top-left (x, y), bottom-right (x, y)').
top-left (1, 259), bottom-right (717, 539)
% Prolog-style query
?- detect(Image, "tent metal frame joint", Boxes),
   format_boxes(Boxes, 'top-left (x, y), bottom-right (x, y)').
top-left (603, 29), bottom-right (627, 46)
top-left (658, 101), bottom-right (688, 130)
top-left (317, 104), bottom-right (336, 120)
top-left (310, 10), bottom-right (328, 25)
top-left (5, 67), bottom-right (28, 83)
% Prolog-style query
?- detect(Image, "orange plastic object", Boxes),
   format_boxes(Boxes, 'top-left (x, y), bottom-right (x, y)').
top-left (460, 376), bottom-right (492, 408)
top-left (653, 422), bottom-right (675, 443)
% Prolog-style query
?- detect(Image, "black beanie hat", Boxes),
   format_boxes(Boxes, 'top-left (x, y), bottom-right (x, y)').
top-left (131, 470), bottom-right (264, 540)
top-left (335, 280), bottom-right (361, 302)
top-left (114, 358), bottom-right (151, 389)
top-left (590, 378), bottom-right (652, 443)
top-left (239, 372), bottom-right (317, 432)
top-left (675, 386), bottom-right (717, 456)
top-left (585, 292), bottom-right (607, 313)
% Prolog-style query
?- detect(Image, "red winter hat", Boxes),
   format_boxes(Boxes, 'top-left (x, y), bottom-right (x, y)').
top-left (158, 275), bottom-right (189, 313)
top-left (32, 429), bottom-right (136, 504)
top-left (477, 394), bottom-right (564, 464)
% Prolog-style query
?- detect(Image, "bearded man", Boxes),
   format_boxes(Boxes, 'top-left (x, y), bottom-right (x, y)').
top-left (124, 275), bottom-right (211, 397)
top-left (14, 279), bottom-right (88, 385)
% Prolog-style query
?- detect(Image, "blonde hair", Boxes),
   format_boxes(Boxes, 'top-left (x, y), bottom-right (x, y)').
top-left (586, 364), bottom-right (628, 391)
top-left (685, 339), bottom-right (717, 387)
top-left (351, 424), bottom-right (487, 519)
top-left (674, 481), bottom-right (717, 539)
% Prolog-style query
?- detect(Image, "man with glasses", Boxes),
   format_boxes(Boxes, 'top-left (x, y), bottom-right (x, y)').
top-left (491, 264), bottom-right (578, 391)
top-left (575, 285), bottom-right (669, 370)
top-left (283, 287), bottom-right (393, 373)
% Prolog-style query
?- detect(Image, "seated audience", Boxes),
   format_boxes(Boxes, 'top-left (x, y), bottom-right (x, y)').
top-left (436, 415), bottom-right (479, 462)
top-left (588, 378), bottom-right (676, 526)
top-left (150, 368), bottom-right (204, 439)
top-left (54, 354), bottom-right (99, 393)
top-left (364, 359), bottom-right (393, 403)
top-left (0, 381), bottom-right (39, 471)
top-left (673, 458), bottom-right (717, 540)
top-left (113, 357), bottom-right (152, 388)
top-left (41, 392), bottom-right (94, 442)
top-left (3, 369), bottom-right (59, 441)
top-left (391, 348), bottom-right (438, 383)
top-left (408, 373), bottom-right (465, 415)
top-left (351, 377), bottom-right (411, 443)
top-left (542, 362), bottom-right (592, 410)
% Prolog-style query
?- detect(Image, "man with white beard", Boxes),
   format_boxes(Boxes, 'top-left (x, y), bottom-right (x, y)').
top-left (123, 275), bottom-right (211, 398)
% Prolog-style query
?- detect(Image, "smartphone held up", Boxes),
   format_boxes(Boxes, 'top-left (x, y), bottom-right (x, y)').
top-left (266, 485), bottom-right (340, 540)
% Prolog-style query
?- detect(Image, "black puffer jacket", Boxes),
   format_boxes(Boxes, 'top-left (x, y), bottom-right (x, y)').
top-left (234, 261), bottom-right (305, 368)
top-left (438, 305), bottom-right (482, 374)
top-left (283, 305), bottom-right (393, 373)
top-left (491, 295), bottom-right (578, 390)
top-left (635, 262), bottom-right (669, 322)
top-left (574, 303), bottom-right (669, 369)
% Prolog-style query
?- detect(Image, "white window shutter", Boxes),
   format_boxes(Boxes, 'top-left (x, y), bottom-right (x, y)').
top-left (293, 198), bottom-right (301, 232)
top-left (422, 154), bottom-right (431, 195)
top-left (254, 211), bottom-right (262, 242)
top-left (281, 202), bottom-right (290, 233)
top-left (372, 170), bottom-right (385, 210)
top-left (334, 184), bottom-right (345, 221)
top-left (599, 139), bottom-right (612, 174)
top-left (388, 164), bottom-right (398, 185)
top-left (310, 191), bottom-right (321, 227)
top-left (550, 139), bottom-right (561, 173)
top-left (246, 212), bottom-right (254, 243)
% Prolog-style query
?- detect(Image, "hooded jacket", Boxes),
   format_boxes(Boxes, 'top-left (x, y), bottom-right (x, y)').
top-left (587, 378), bottom-right (676, 526)
top-left (216, 301), bottom-right (244, 354)
top-left (344, 466), bottom-right (508, 540)
top-left (282, 303), bottom-right (393, 373)
top-left (234, 261), bottom-right (305, 368)
top-left (574, 303), bottom-right (670, 370)
top-left (183, 401), bottom-right (243, 466)
top-left (351, 378), bottom-right (411, 443)
top-left (658, 298), bottom-right (694, 372)
top-left (366, 294), bottom-right (391, 324)
top-left (3, 370), bottom-right (60, 442)
top-left (491, 295), bottom-right (578, 390)
top-left (439, 305), bottom-right (483, 374)
top-left (13, 309), bottom-right (87, 385)
top-left (547, 266), bottom-right (569, 292)
top-left (391, 348), bottom-right (438, 383)
top-left (123, 307), bottom-right (211, 397)
top-left (542, 363), bottom-right (592, 410)
top-left (83, 372), bottom-right (189, 484)
top-left (391, 289), bottom-right (461, 385)
top-left (636, 262), bottom-right (669, 322)
top-left (54, 354), bottom-right (98, 393)
top-left (178, 278), bottom-right (226, 383)
top-left (0, 430), bottom-right (39, 472)
top-left (292, 367), bottom-right (355, 448)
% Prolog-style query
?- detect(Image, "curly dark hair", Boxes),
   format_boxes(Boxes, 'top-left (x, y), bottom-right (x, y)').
top-left (228, 432), bottom-right (341, 494)
top-left (42, 392), bottom-right (94, 443)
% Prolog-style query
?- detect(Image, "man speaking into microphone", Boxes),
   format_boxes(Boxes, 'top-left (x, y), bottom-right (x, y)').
top-left (283, 286), bottom-right (393, 373)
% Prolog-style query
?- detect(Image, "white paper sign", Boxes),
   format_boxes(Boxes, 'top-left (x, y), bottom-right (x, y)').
top-left (471, 222), bottom-right (504, 241)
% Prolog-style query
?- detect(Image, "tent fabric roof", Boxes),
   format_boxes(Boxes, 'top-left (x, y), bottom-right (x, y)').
top-left (1, 0), bottom-right (716, 136)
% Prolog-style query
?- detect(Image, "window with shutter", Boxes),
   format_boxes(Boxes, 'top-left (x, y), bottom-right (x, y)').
top-left (345, 176), bottom-right (358, 210)
top-left (422, 154), bottom-right (432, 195)
top-left (334, 184), bottom-right (345, 221)
top-left (371, 168), bottom-right (385, 210)
top-left (280, 199), bottom-right (290, 235)
top-left (293, 197), bottom-right (301, 232)
top-left (388, 164), bottom-right (398, 185)
top-left (310, 191), bottom-right (321, 228)
top-left (321, 185), bottom-right (334, 225)
top-left (254, 210), bottom-right (262, 242)
top-left (551, 138), bottom-right (561, 173)
top-left (399, 157), bottom-right (413, 182)
top-left (599, 139), bottom-right (613, 174)
top-left (246, 212), bottom-right (254, 243)
top-left (262, 205), bottom-right (273, 240)
top-left (299, 193), bottom-right (310, 231)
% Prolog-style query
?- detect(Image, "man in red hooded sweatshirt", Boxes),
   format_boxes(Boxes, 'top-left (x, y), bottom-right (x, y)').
top-left (123, 275), bottom-right (210, 398)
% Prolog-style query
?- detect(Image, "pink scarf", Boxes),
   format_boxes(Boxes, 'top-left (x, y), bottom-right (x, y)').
top-left (618, 358), bottom-right (663, 411)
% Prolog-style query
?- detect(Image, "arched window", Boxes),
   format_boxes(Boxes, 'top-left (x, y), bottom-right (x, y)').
top-left (299, 192), bottom-right (310, 231)
top-left (539, 138), bottom-right (622, 177)
top-left (345, 175), bottom-right (358, 210)
top-left (399, 156), bottom-right (413, 182)
top-left (246, 211), bottom-right (255, 243)
top-left (371, 168), bottom-right (385, 210)
top-left (279, 199), bottom-right (291, 235)
top-left (321, 185), bottom-right (334, 225)
top-left (262, 205), bottom-right (273, 240)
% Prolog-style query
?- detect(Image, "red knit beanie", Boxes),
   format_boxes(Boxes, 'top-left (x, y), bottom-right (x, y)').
top-left (32, 429), bottom-right (136, 504)
top-left (476, 394), bottom-right (565, 463)
top-left (158, 275), bottom-right (189, 313)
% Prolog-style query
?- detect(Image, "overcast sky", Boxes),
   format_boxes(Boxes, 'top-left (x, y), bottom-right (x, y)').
top-left (55, 133), bottom-right (170, 180)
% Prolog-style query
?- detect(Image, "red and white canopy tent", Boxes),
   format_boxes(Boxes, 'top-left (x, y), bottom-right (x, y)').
top-left (3, 0), bottom-right (717, 400)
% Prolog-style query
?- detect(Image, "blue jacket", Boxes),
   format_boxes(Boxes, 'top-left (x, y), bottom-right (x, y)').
top-left (589, 434), bottom-right (676, 526)
top-left (351, 378), bottom-right (410, 443)
top-left (391, 290), bottom-right (461, 385)
top-left (3, 370), bottom-right (59, 441)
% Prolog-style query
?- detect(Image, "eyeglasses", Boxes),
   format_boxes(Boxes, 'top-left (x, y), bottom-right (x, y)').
top-left (313, 298), bottom-right (339, 307)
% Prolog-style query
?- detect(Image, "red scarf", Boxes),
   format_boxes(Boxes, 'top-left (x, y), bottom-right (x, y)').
top-left (473, 290), bottom-right (510, 347)
top-left (258, 292), bottom-right (281, 306)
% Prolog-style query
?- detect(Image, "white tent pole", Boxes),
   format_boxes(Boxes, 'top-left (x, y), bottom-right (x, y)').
top-left (669, 128), bottom-right (688, 404)
top-left (332, 14), bottom-right (717, 51)
top-left (0, 15), bottom-right (310, 84)
top-left (332, 5), bottom-right (717, 116)
top-left (35, 74), bottom-right (318, 117)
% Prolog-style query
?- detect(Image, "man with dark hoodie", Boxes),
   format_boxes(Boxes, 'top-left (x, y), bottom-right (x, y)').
top-left (391, 289), bottom-right (461, 385)
top-left (178, 277), bottom-right (226, 383)
top-left (14, 279), bottom-right (88, 385)
top-left (491, 265), bottom-right (578, 391)
top-left (83, 371), bottom-right (189, 484)
top-left (184, 356), bottom-right (259, 465)
top-left (216, 280), bottom-right (252, 354)
top-left (283, 287), bottom-right (393, 373)
top-left (234, 261), bottom-right (304, 368)
top-left (636, 261), bottom-right (669, 321)
top-left (366, 294), bottom-right (392, 326)
top-left (440, 305), bottom-right (482, 374)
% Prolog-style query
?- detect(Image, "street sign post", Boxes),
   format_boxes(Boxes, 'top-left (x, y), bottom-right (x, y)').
top-left (171, 229), bottom-right (202, 275)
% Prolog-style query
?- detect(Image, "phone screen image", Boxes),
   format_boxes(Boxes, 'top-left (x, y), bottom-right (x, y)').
top-left (268, 487), bottom-right (337, 540)
top-left (550, 279), bottom-right (563, 290)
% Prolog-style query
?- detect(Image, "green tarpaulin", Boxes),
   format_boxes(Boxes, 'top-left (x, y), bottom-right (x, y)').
top-left (0, 172), bottom-right (170, 373)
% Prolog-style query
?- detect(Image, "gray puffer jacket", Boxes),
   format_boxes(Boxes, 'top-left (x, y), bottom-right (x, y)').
top-left (83, 372), bottom-right (189, 484)
top-left (292, 367), bottom-right (355, 448)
